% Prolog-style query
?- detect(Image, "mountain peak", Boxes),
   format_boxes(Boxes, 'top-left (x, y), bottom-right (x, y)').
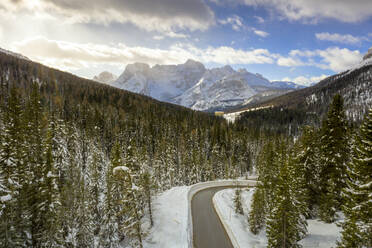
top-left (93, 71), bottom-right (117, 84)
top-left (363, 47), bottom-right (372, 61)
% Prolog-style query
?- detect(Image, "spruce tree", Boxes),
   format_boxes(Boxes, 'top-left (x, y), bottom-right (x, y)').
top-left (249, 187), bottom-right (266, 235)
top-left (0, 86), bottom-right (25, 247)
top-left (266, 141), bottom-right (307, 248)
top-left (293, 126), bottom-right (320, 216)
top-left (234, 187), bottom-right (244, 215)
top-left (338, 108), bottom-right (372, 248)
top-left (319, 94), bottom-right (349, 222)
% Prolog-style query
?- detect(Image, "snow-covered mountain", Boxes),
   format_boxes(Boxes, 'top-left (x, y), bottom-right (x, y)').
top-left (112, 60), bottom-right (304, 111)
top-left (93, 71), bottom-right (117, 84)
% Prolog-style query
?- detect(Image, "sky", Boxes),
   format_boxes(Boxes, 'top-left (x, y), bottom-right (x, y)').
top-left (1, 0), bottom-right (372, 86)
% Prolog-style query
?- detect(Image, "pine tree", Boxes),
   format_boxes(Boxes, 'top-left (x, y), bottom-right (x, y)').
top-left (0, 86), bottom-right (25, 247)
top-left (266, 141), bottom-right (307, 248)
top-left (338, 108), bottom-right (372, 248)
top-left (102, 141), bottom-right (121, 248)
top-left (39, 118), bottom-right (63, 247)
top-left (293, 126), bottom-right (320, 216)
top-left (140, 170), bottom-right (154, 227)
top-left (249, 187), bottom-right (266, 235)
top-left (113, 165), bottom-right (144, 248)
top-left (234, 187), bottom-right (244, 215)
top-left (318, 94), bottom-right (349, 222)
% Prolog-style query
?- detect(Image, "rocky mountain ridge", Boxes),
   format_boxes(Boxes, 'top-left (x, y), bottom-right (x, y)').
top-left (110, 60), bottom-right (304, 111)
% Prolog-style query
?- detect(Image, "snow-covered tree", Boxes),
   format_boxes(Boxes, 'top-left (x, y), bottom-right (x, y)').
top-left (266, 141), bottom-right (307, 248)
top-left (338, 108), bottom-right (372, 248)
top-left (249, 187), bottom-right (265, 235)
top-left (318, 94), bottom-right (349, 222)
top-left (234, 187), bottom-right (243, 215)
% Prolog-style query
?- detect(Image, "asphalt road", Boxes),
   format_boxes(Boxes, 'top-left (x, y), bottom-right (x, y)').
top-left (191, 186), bottom-right (235, 248)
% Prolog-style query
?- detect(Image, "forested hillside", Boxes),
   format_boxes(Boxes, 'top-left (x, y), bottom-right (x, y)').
top-left (233, 62), bottom-right (372, 135)
top-left (0, 52), bottom-right (264, 247)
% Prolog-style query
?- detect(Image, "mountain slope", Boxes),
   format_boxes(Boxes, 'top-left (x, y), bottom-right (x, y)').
top-left (233, 52), bottom-right (372, 128)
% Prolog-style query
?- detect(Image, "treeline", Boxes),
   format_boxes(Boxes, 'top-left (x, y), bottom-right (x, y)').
top-left (0, 53), bottom-right (264, 247)
top-left (248, 94), bottom-right (371, 247)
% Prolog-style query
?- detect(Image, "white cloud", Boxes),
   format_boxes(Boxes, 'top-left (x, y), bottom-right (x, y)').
top-left (227, 0), bottom-right (372, 23)
top-left (219, 15), bottom-right (244, 31)
top-left (315, 47), bottom-right (362, 72)
top-left (315, 32), bottom-right (365, 45)
top-left (284, 47), bottom-right (363, 72)
top-left (1, 0), bottom-right (215, 34)
top-left (153, 36), bottom-right (164, 40)
top-left (254, 16), bottom-right (265, 23)
top-left (282, 74), bottom-right (328, 86)
top-left (253, 29), bottom-right (269, 38)
top-left (277, 57), bottom-right (304, 67)
top-left (11, 37), bottom-right (278, 72)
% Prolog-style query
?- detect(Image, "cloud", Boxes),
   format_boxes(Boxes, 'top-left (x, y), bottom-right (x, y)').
top-left (12, 37), bottom-right (278, 72)
top-left (283, 47), bottom-right (363, 72)
top-left (153, 36), bottom-right (164, 40)
top-left (254, 16), bottom-right (265, 23)
top-left (253, 29), bottom-right (269, 37)
top-left (277, 57), bottom-right (304, 67)
top-left (218, 15), bottom-right (244, 31)
top-left (315, 32), bottom-right (366, 45)
top-left (282, 74), bottom-right (328, 86)
top-left (226, 0), bottom-right (372, 23)
top-left (1, 0), bottom-right (215, 34)
top-left (315, 47), bottom-right (362, 72)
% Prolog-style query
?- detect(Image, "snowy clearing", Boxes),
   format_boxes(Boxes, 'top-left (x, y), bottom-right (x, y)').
top-left (213, 188), bottom-right (342, 248)
top-left (143, 186), bottom-right (190, 248)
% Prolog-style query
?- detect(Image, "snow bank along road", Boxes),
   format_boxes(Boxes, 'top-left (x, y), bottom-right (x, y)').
top-left (188, 180), bottom-right (257, 248)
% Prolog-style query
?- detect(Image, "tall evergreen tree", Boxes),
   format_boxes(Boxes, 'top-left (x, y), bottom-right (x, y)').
top-left (248, 187), bottom-right (265, 235)
top-left (266, 141), bottom-right (307, 248)
top-left (338, 108), bottom-right (372, 248)
top-left (293, 126), bottom-right (320, 216)
top-left (234, 187), bottom-right (243, 215)
top-left (318, 94), bottom-right (349, 222)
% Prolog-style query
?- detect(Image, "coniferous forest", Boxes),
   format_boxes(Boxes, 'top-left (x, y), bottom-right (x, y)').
top-left (0, 52), bottom-right (371, 248)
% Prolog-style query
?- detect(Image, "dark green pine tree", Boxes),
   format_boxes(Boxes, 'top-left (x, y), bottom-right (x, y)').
top-left (337, 108), bottom-right (372, 248)
top-left (248, 186), bottom-right (266, 235)
top-left (24, 82), bottom-right (48, 247)
top-left (234, 187), bottom-right (244, 215)
top-left (293, 126), bottom-right (320, 217)
top-left (39, 118), bottom-right (63, 247)
top-left (318, 94), bottom-right (349, 223)
top-left (113, 162), bottom-right (144, 248)
top-left (266, 141), bottom-right (307, 248)
top-left (140, 170), bottom-right (154, 227)
top-left (0, 86), bottom-right (25, 247)
top-left (102, 141), bottom-right (121, 248)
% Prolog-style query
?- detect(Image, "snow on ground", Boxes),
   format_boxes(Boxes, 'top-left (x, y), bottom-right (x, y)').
top-left (299, 219), bottom-right (341, 248)
top-left (214, 188), bottom-right (342, 248)
top-left (214, 188), bottom-right (267, 247)
top-left (143, 186), bottom-right (190, 248)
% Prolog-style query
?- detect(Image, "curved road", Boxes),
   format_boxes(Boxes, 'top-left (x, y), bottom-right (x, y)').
top-left (192, 186), bottom-right (237, 248)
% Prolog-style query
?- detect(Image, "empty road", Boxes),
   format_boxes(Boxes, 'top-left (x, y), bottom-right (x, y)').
top-left (191, 186), bottom-right (235, 248)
